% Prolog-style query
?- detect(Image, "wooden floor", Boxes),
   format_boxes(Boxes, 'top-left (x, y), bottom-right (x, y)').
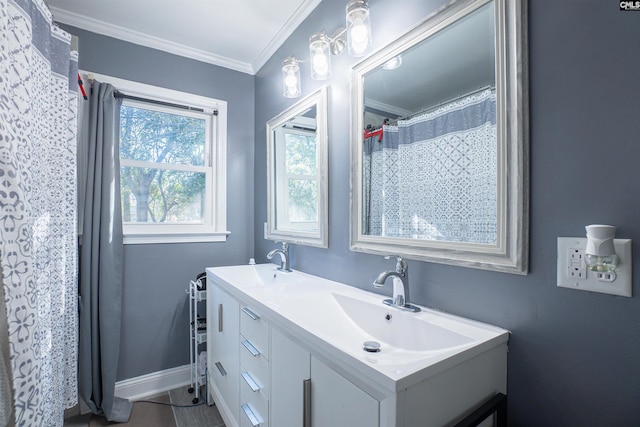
top-left (64, 387), bottom-right (224, 427)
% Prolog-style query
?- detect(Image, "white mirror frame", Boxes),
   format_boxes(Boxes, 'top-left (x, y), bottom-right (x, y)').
top-left (266, 86), bottom-right (329, 248)
top-left (349, 0), bottom-right (529, 274)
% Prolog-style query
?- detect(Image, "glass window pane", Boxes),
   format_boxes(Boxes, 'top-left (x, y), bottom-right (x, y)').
top-left (121, 166), bottom-right (206, 223)
top-left (285, 133), bottom-right (316, 175)
top-left (120, 104), bottom-right (206, 166)
top-left (288, 178), bottom-right (317, 222)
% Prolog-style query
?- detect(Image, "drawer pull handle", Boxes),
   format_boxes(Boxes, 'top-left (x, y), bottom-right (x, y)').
top-left (304, 378), bottom-right (311, 427)
top-left (241, 339), bottom-right (261, 357)
top-left (241, 403), bottom-right (263, 427)
top-left (241, 371), bottom-right (260, 392)
top-left (218, 303), bottom-right (223, 332)
top-left (242, 306), bottom-right (260, 320)
top-left (214, 361), bottom-right (227, 377)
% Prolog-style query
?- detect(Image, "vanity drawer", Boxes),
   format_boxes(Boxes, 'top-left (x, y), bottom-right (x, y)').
top-left (240, 338), bottom-right (270, 395)
top-left (240, 375), bottom-right (269, 427)
top-left (240, 305), bottom-right (269, 357)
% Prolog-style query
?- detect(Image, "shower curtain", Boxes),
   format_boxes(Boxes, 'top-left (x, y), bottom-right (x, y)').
top-left (363, 88), bottom-right (497, 243)
top-left (0, 0), bottom-right (79, 425)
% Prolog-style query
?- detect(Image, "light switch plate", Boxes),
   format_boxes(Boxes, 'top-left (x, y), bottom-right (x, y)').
top-left (557, 237), bottom-right (632, 297)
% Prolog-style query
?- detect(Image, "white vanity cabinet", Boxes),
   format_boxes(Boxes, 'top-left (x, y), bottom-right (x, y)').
top-left (239, 304), bottom-right (270, 427)
top-left (207, 284), bottom-right (240, 426)
top-left (271, 328), bottom-right (379, 427)
top-left (206, 265), bottom-right (509, 427)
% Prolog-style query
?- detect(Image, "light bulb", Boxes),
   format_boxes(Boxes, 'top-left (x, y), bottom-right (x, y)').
top-left (350, 18), bottom-right (368, 43)
top-left (285, 70), bottom-right (297, 88)
top-left (346, 0), bottom-right (371, 57)
top-left (282, 56), bottom-right (301, 98)
top-left (309, 32), bottom-right (331, 80)
top-left (312, 49), bottom-right (329, 76)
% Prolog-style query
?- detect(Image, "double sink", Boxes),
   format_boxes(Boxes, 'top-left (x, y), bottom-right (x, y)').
top-left (207, 263), bottom-right (508, 390)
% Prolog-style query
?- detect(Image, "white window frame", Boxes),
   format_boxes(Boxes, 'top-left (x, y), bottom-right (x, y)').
top-left (83, 71), bottom-right (229, 244)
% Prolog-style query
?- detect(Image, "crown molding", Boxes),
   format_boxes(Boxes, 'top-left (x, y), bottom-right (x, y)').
top-left (251, 0), bottom-right (322, 73)
top-left (52, 0), bottom-right (321, 75)
top-left (51, 6), bottom-right (254, 74)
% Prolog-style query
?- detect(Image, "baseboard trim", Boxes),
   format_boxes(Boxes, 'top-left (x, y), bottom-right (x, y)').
top-left (115, 365), bottom-right (192, 401)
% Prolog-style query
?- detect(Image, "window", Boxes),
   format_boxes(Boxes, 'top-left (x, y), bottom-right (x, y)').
top-left (274, 116), bottom-right (319, 233)
top-left (88, 72), bottom-right (228, 244)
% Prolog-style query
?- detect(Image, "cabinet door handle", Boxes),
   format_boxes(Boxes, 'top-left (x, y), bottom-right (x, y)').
top-left (218, 303), bottom-right (223, 332)
top-left (241, 371), bottom-right (260, 392)
top-left (242, 306), bottom-right (260, 320)
top-left (303, 379), bottom-right (311, 427)
top-left (241, 403), bottom-right (263, 427)
top-left (241, 339), bottom-right (261, 357)
top-left (214, 361), bottom-right (227, 377)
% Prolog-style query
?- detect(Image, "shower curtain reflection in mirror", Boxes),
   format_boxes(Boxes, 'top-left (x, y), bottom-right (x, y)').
top-left (362, 88), bottom-right (497, 244)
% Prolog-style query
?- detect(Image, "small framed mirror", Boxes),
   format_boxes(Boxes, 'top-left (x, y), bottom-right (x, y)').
top-left (350, 0), bottom-right (528, 273)
top-left (266, 86), bottom-right (329, 248)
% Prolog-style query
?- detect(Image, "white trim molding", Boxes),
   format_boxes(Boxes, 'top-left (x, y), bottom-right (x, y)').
top-left (82, 71), bottom-right (230, 245)
top-left (51, 7), bottom-right (254, 74)
top-left (51, 0), bottom-right (321, 74)
top-left (115, 365), bottom-right (191, 401)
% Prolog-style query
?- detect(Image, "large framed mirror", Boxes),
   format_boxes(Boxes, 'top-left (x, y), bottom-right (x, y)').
top-left (266, 86), bottom-right (329, 248)
top-left (350, 0), bottom-right (528, 274)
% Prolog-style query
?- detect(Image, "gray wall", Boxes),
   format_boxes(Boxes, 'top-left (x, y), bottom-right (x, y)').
top-left (63, 26), bottom-right (256, 380)
top-left (254, 0), bottom-right (640, 425)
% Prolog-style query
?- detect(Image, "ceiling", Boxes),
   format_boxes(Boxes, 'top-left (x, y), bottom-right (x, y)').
top-left (48, 0), bottom-right (321, 75)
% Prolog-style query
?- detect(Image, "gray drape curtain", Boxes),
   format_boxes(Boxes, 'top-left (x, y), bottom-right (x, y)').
top-left (77, 81), bottom-right (132, 422)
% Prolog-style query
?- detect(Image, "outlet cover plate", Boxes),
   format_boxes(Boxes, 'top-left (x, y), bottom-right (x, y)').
top-left (557, 237), bottom-right (632, 297)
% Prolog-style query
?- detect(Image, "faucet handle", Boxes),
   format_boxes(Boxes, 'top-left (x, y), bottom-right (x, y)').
top-left (385, 255), bottom-right (407, 274)
top-left (275, 241), bottom-right (289, 251)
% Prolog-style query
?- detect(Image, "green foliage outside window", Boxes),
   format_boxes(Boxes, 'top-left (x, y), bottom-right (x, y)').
top-left (284, 133), bottom-right (317, 222)
top-left (120, 104), bottom-right (207, 223)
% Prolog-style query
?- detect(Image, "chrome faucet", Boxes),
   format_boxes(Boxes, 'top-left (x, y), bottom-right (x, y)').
top-left (373, 256), bottom-right (421, 313)
top-left (267, 242), bottom-right (292, 272)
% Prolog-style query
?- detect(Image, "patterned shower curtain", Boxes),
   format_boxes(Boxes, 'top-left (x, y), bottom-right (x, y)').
top-left (363, 88), bottom-right (497, 244)
top-left (0, 0), bottom-right (79, 425)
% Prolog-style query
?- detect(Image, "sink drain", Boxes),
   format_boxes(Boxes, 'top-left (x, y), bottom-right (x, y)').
top-left (363, 341), bottom-right (381, 353)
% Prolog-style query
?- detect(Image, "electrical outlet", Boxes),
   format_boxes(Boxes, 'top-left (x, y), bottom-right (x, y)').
top-left (567, 248), bottom-right (586, 279)
top-left (557, 237), bottom-right (633, 297)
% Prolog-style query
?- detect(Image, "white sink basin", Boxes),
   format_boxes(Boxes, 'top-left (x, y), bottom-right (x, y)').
top-left (208, 263), bottom-right (509, 386)
top-left (205, 264), bottom-right (322, 300)
top-left (206, 264), bottom-right (299, 288)
top-left (329, 293), bottom-right (474, 352)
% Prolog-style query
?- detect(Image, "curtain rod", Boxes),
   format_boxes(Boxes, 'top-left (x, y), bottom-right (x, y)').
top-left (400, 85), bottom-right (494, 121)
top-left (113, 92), bottom-right (217, 115)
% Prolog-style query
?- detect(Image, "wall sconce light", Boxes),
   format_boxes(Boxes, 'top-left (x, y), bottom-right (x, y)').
top-left (282, 0), bottom-right (372, 97)
top-left (282, 56), bottom-right (302, 98)
top-left (585, 224), bottom-right (618, 273)
top-left (309, 32), bottom-right (332, 80)
top-left (346, 0), bottom-right (372, 57)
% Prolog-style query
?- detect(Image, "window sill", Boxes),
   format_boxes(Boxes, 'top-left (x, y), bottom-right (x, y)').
top-left (123, 231), bottom-right (230, 245)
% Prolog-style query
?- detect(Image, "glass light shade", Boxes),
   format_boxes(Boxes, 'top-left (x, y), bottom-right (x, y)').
top-left (585, 224), bottom-right (618, 272)
top-left (382, 55), bottom-right (402, 70)
top-left (309, 33), bottom-right (331, 80)
top-left (282, 57), bottom-right (301, 98)
top-left (346, 0), bottom-right (371, 57)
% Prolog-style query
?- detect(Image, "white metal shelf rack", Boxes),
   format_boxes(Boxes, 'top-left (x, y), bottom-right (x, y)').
top-left (187, 279), bottom-right (207, 404)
